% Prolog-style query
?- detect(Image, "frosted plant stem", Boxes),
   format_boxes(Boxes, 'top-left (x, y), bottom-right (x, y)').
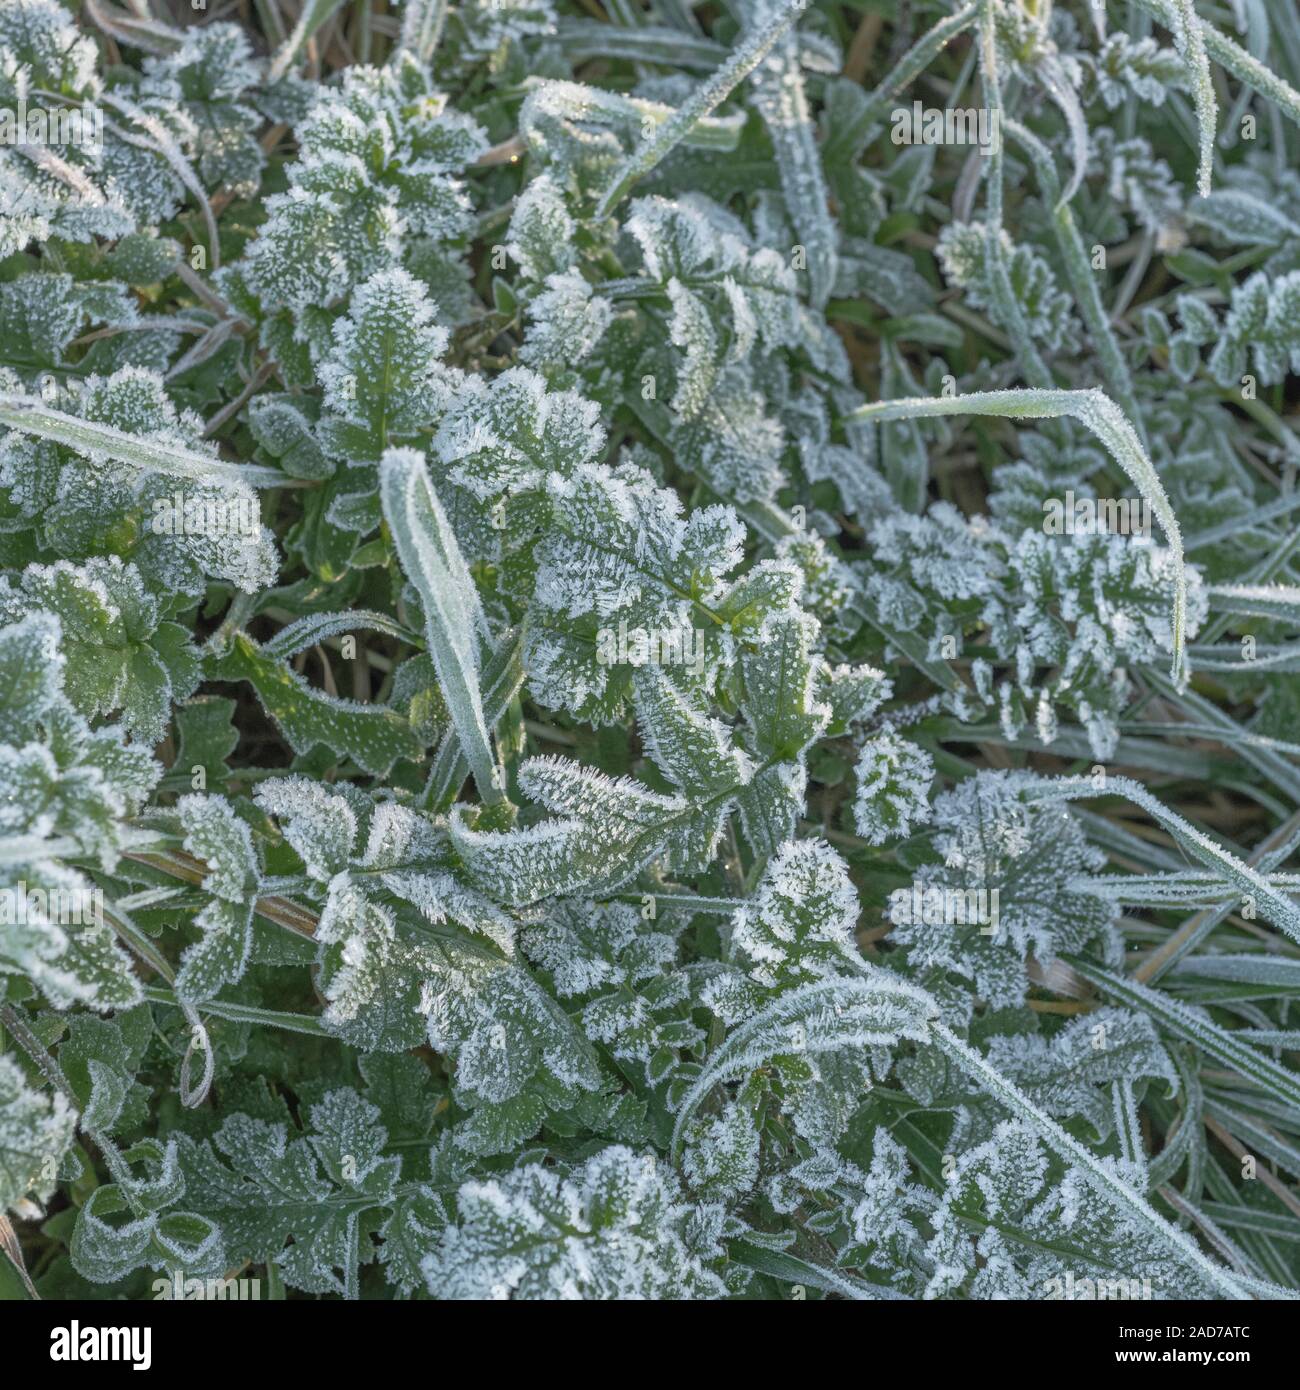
top-left (1027, 773), bottom-right (1300, 943)
top-left (749, 16), bottom-right (837, 309)
top-left (1157, 667), bottom-right (1300, 800)
top-left (263, 609), bottom-right (424, 659)
top-left (930, 1021), bottom-right (1252, 1299)
top-left (1004, 117), bottom-right (1147, 445)
top-left (204, 591), bottom-right (258, 657)
top-left (975, 2), bottom-right (1052, 389)
top-left (142, 987), bottom-right (332, 1036)
top-left (1135, 809), bottom-right (1300, 984)
top-left (203, 360), bottom-right (278, 438)
top-left (1201, 533), bottom-right (1300, 649)
top-left (354, 0), bottom-right (372, 62)
top-left (173, 261), bottom-right (245, 324)
top-left (1186, 492), bottom-right (1300, 550)
top-left (396, 0), bottom-right (447, 62)
top-left (844, 389), bottom-right (1187, 681)
top-left (420, 628), bottom-right (525, 812)
top-left (856, 3), bottom-right (979, 130)
top-left (1170, 0), bottom-right (1217, 196)
top-left (0, 396), bottom-right (292, 488)
top-left (1131, 0), bottom-right (1300, 133)
top-left (254, 0), bottom-right (288, 45)
top-left (82, 0), bottom-right (181, 55)
top-left (610, 891), bottom-right (748, 914)
top-left (125, 848), bottom-right (320, 938)
top-left (98, 93), bottom-right (220, 271)
top-left (178, 1006), bottom-right (214, 1108)
top-left (100, 900), bottom-right (174, 983)
top-left (728, 1238), bottom-right (893, 1299)
top-left (1035, 54), bottom-right (1090, 208)
top-left (1076, 868), bottom-right (1300, 905)
top-left (268, 0), bottom-right (347, 81)
top-left (1110, 231), bottom-right (1154, 320)
top-left (0, 829), bottom-right (167, 868)
top-left (595, 1), bottom-right (803, 218)
top-left (1112, 1079), bottom-right (1147, 1177)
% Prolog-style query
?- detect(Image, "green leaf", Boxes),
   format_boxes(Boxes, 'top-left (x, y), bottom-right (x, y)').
top-left (0, 558), bottom-right (200, 744)
top-left (846, 389), bottom-right (1189, 682)
top-left (211, 632), bottom-right (424, 776)
top-left (317, 269), bottom-right (453, 462)
top-left (0, 1053), bottom-right (75, 1214)
top-left (1063, 956), bottom-right (1300, 1113)
top-left (176, 1090), bottom-right (401, 1297)
top-left (379, 448), bottom-right (501, 803)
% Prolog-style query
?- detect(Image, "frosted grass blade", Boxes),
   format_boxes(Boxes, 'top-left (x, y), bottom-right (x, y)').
top-left (379, 448), bottom-right (502, 805)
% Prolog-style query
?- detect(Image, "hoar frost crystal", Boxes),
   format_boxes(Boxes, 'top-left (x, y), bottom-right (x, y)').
top-left (0, 0), bottom-right (1298, 1306)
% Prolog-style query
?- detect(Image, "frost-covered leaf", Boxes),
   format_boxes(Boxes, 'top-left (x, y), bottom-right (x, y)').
top-left (731, 839), bottom-right (861, 991)
top-left (213, 632), bottom-right (424, 777)
top-left (0, 367), bottom-right (279, 597)
top-left (0, 1054), bottom-right (75, 1215)
top-left (422, 1147), bottom-right (729, 1299)
top-left (174, 1090), bottom-right (402, 1296)
top-left (1207, 271), bottom-right (1300, 388)
top-left (937, 222), bottom-right (1077, 352)
top-left (0, 557), bottom-right (200, 744)
top-left (173, 794), bottom-right (258, 1001)
top-left (983, 1009), bottom-right (1176, 1140)
top-left (852, 732), bottom-right (934, 846)
top-left (238, 54), bottom-right (485, 324)
top-left (317, 269), bottom-right (456, 462)
top-left (380, 447), bottom-right (499, 802)
top-left (889, 772), bottom-right (1118, 1010)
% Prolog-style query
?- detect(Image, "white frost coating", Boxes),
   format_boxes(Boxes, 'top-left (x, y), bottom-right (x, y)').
top-left (595, 1), bottom-right (805, 217)
top-left (671, 974), bottom-right (937, 1160)
top-left (380, 448), bottom-right (501, 804)
top-left (254, 777), bottom-right (360, 881)
top-left (732, 839), bottom-right (861, 990)
top-left (1028, 773), bottom-right (1300, 944)
top-left (177, 793), bottom-right (257, 903)
top-left (0, 1054), bottom-right (76, 1214)
top-left (423, 1146), bottom-right (729, 1299)
top-left (852, 731), bottom-right (934, 845)
top-left (848, 388), bottom-right (1190, 684)
top-left (746, 0), bottom-right (837, 308)
top-left (1171, 0), bottom-right (1218, 197)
